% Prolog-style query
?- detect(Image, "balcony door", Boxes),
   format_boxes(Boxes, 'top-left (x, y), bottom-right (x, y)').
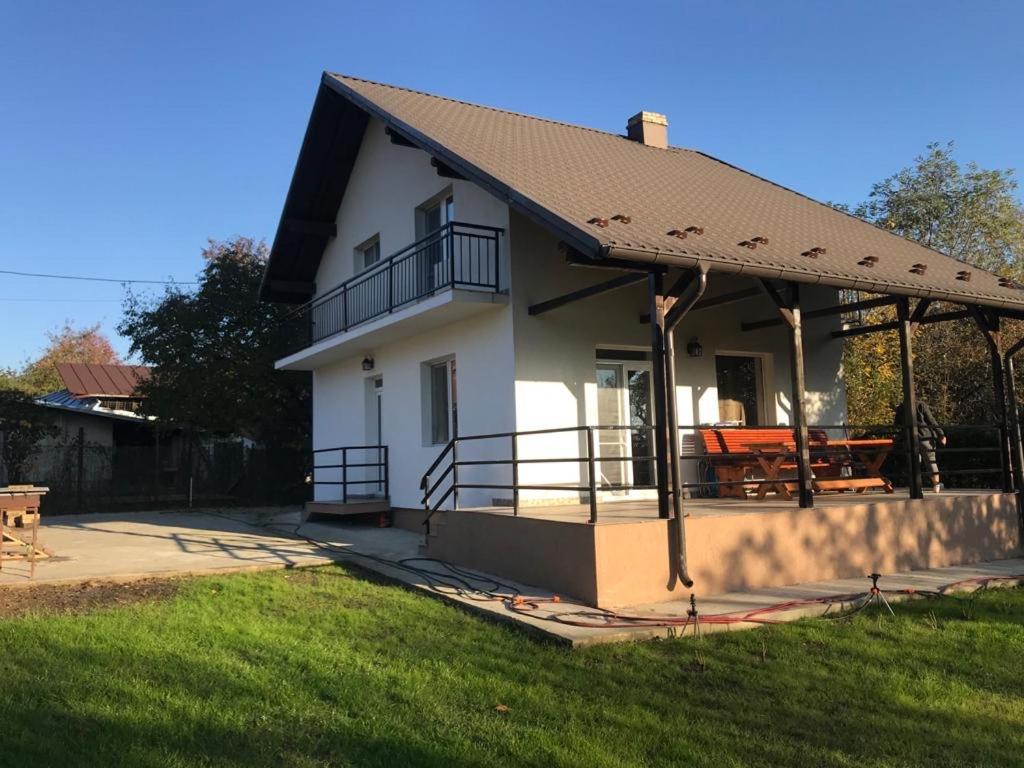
top-left (418, 194), bottom-right (453, 295)
top-left (596, 361), bottom-right (654, 492)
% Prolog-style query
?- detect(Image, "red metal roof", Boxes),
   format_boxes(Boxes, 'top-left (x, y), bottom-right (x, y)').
top-left (55, 363), bottom-right (150, 398)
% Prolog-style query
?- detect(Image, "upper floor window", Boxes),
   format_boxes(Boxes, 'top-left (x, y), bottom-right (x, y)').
top-left (355, 235), bottom-right (381, 271)
top-left (417, 191), bottom-right (454, 238)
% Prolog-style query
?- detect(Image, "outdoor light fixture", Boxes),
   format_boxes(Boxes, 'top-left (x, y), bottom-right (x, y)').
top-left (686, 339), bottom-right (703, 358)
top-left (362, 356), bottom-right (375, 371)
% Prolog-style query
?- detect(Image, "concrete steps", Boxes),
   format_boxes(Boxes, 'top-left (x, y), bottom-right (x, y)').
top-left (418, 510), bottom-right (447, 553)
top-left (303, 498), bottom-right (390, 522)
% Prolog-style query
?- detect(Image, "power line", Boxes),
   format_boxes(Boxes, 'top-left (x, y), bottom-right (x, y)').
top-left (0, 269), bottom-right (196, 285)
top-left (0, 297), bottom-right (124, 303)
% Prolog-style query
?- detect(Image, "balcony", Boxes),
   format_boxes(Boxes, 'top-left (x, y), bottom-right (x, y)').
top-left (277, 222), bottom-right (504, 368)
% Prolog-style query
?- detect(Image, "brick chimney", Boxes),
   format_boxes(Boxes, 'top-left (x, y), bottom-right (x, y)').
top-left (626, 111), bottom-right (668, 149)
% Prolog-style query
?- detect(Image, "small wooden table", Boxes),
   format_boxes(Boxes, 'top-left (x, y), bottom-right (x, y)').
top-left (823, 439), bottom-right (894, 493)
top-left (0, 485), bottom-right (49, 577)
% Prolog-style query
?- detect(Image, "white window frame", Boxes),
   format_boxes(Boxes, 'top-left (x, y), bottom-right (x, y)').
top-left (423, 357), bottom-right (456, 446)
top-left (354, 234), bottom-right (381, 273)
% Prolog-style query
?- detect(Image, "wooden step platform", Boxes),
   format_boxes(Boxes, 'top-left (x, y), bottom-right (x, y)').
top-left (303, 498), bottom-right (390, 522)
top-left (814, 477), bottom-right (893, 494)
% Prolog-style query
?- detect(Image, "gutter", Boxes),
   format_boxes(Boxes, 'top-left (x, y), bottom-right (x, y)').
top-left (601, 244), bottom-right (1024, 313)
top-left (662, 266), bottom-right (708, 588)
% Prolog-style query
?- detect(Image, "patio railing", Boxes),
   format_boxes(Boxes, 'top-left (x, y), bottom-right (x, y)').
top-left (283, 222), bottom-right (502, 355)
top-left (419, 422), bottom-right (1010, 531)
top-left (309, 445), bottom-right (389, 503)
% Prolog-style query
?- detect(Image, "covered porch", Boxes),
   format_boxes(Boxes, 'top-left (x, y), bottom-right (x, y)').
top-left (418, 256), bottom-right (1024, 605)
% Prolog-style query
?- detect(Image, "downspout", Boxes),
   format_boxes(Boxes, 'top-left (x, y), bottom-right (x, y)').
top-left (663, 266), bottom-right (709, 588)
top-left (1004, 336), bottom-right (1024, 538)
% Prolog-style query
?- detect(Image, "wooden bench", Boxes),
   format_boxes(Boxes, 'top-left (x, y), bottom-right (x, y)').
top-left (699, 428), bottom-right (832, 499)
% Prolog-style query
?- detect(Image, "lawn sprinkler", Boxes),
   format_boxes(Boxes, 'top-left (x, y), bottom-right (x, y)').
top-left (683, 593), bottom-right (702, 640)
top-left (862, 572), bottom-right (896, 616)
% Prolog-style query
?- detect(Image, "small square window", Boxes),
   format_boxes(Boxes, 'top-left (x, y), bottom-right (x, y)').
top-left (356, 236), bottom-right (381, 271)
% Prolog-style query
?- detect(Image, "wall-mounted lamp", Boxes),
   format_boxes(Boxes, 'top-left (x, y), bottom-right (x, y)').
top-left (686, 339), bottom-right (703, 358)
top-left (361, 356), bottom-right (375, 371)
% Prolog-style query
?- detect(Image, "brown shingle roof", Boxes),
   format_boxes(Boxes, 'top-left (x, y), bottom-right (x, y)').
top-left (319, 74), bottom-right (1024, 310)
top-left (55, 363), bottom-right (150, 398)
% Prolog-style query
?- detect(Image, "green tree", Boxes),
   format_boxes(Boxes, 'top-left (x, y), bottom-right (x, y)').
top-left (0, 388), bottom-right (58, 483)
top-left (4, 324), bottom-right (121, 396)
top-left (119, 237), bottom-right (310, 500)
top-left (842, 143), bottom-right (1024, 426)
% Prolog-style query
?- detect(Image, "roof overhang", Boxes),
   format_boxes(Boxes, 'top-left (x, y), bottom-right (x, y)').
top-left (261, 73), bottom-right (1024, 314)
top-left (260, 73), bottom-right (601, 303)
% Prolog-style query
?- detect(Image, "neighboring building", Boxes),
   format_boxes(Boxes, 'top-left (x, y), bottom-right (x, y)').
top-left (260, 74), bottom-right (1024, 606)
top-left (29, 364), bottom-right (181, 498)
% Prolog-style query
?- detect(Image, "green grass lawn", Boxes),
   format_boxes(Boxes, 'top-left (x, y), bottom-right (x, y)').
top-left (2, 566), bottom-right (1023, 768)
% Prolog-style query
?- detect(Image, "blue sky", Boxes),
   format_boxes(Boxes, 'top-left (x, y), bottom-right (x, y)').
top-left (1, 0), bottom-right (1022, 368)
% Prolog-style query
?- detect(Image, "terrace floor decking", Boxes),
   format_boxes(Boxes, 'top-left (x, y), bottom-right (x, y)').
top-left (470, 489), bottom-right (988, 523)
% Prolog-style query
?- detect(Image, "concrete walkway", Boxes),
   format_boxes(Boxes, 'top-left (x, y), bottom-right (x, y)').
top-left (2, 508), bottom-right (1022, 647)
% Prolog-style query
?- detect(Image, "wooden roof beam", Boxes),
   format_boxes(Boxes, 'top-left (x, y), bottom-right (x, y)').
top-left (529, 273), bottom-right (646, 316)
top-left (741, 295), bottom-right (897, 332)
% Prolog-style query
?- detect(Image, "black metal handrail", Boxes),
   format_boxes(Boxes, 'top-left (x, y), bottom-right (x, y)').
top-left (421, 425), bottom-right (660, 531)
top-left (284, 222), bottom-right (502, 354)
top-left (310, 444), bottom-right (389, 503)
top-left (418, 422), bottom-right (1010, 530)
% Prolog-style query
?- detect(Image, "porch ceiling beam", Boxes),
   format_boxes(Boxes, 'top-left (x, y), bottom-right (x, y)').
top-left (831, 308), bottom-right (971, 338)
top-left (741, 295), bottom-right (897, 332)
top-left (692, 286), bottom-right (762, 312)
top-left (528, 273), bottom-right (646, 316)
top-left (283, 218), bottom-right (337, 238)
top-left (641, 285), bottom-right (766, 323)
top-left (431, 157), bottom-right (466, 180)
top-left (908, 298), bottom-right (934, 329)
top-left (758, 280), bottom-right (795, 328)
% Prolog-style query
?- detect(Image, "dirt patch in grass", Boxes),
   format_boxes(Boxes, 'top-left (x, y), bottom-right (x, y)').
top-left (0, 578), bottom-right (180, 619)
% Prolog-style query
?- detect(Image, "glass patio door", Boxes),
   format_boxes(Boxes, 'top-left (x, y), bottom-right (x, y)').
top-left (420, 195), bottom-right (453, 293)
top-left (596, 362), bottom-right (654, 491)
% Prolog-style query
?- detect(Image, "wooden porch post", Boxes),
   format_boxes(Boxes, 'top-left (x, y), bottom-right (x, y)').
top-left (648, 273), bottom-right (671, 520)
top-left (969, 307), bottom-right (1014, 493)
top-left (896, 297), bottom-right (925, 500)
top-left (1004, 340), bottom-right (1024, 532)
top-left (760, 280), bottom-right (814, 508)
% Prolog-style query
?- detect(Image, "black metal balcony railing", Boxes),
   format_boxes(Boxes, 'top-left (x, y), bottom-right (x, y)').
top-left (283, 222), bottom-right (502, 354)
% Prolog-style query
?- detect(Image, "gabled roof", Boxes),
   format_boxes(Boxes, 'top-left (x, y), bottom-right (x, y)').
top-left (55, 363), bottom-right (150, 398)
top-left (261, 73), bottom-right (1024, 311)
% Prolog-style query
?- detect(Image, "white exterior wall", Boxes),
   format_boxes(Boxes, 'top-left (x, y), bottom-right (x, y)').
top-left (302, 126), bottom-right (849, 510)
top-left (309, 117), bottom-right (514, 509)
top-left (315, 117), bottom-right (509, 295)
top-left (507, 211), bottom-right (848, 499)
top-left (312, 310), bottom-right (514, 508)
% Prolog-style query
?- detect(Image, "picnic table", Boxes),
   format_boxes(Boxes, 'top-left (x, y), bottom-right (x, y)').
top-left (0, 485), bottom-right (49, 577)
top-left (747, 439), bottom-right (894, 499)
top-left (821, 439), bottom-right (894, 494)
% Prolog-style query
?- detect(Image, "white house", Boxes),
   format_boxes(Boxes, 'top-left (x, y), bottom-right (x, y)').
top-left (261, 74), bottom-right (1024, 606)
